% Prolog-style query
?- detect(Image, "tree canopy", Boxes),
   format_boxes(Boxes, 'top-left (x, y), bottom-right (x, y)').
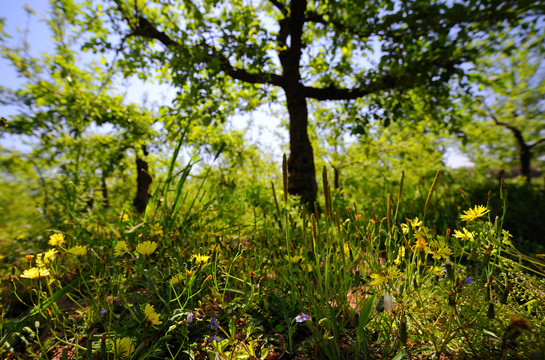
top-left (459, 36), bottom-right (545, 181)
top-left (17, 0), bottom-right (545, 205)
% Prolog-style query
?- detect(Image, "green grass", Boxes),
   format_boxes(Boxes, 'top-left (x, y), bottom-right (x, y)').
top-left (1, 166), bottom-right (544, 360)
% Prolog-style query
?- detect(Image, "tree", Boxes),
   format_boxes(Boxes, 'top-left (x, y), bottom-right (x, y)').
top-left (0, 4), bottom-right (158, 220)
top-left (72, 0), bottom-right (544, 205)
top-left (460, 36), bottom-right (545, 182)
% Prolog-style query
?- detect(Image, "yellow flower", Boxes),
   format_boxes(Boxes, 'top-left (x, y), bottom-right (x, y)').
top-left (414, 226), bottom-right (430, 241)
top-left (21, 267), bottom-right (50, 279)
top-left (429, 266), bottom-right (446, 276)
top-left (460, 205), bottom-right (490, 222)
top-left (426, 240), bottom-right (452, 260)
top-left (144, 304), bottom-right (162, 327)
top-left (136, 241), bottom-right (157, 256)
top-left (48, 233), bottom-right (65, 247)
top-left (120, 212), bottom-right (130, 222)
top-left (285, 254), bottom-right (303, 264)
top-left (36, 249), bottom-right (57, 267)
top-left (68, 245), bottom-right (87, 256)
top-left (113, 337), bottom-right (134, 358)
top-left (151, 223), bottom-right (163, 237)
top-left (409, 217), bottom-right (422, 229)
top-left (402, 217), bottom-right (423, 234)
top-left (453, 228), bottom-right (475, 241)
top-left (192, 254), bottom-right (210, 265)
top-left (369, 266), bottom-right (402, 286)
top-left (114, 241), bottom-right (129, 256)
top-left (394, 246), bottom-right (406, 266)
top-left (170, 273), bottom-right (184, 285)
top-left (414, 238), bottom-right (428, 251)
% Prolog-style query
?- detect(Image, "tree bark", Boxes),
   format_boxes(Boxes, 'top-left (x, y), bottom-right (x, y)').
top-left (133, 147), bottom-right (152, 213)
top-left (491, 114), bottom-right (532, 183)
top-left (518, 141), bottom-right (531, 183)
top-left (284, 88), bottom-right (318, 205)
top-left (278, 0), bottom-right (317, 205)
top-left (101, 173), bottom-right (110, 209)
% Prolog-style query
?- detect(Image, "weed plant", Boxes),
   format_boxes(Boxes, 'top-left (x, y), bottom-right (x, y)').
top-left (1, 158), bottom-right (544, 359)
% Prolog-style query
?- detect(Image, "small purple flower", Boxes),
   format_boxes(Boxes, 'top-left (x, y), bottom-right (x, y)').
top-left (185, 312), bottom-right (194, 323)
top-left (464, 277), bottom-right (475, 284)
top-left (100, 308), bottom-right (107, 316)
top-left (295, 313), bottom-right (310, 323)
top-left (210, 316), bottom-right (219, 330)
top-left (208, 334), bottom-right (220, 343)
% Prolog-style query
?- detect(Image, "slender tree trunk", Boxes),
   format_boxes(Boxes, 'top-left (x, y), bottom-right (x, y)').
top-left (492, 115), bottom-right (532, 183)
top-left (507, 125), bottom-right (531, 183)
top-left (519, 144), bottom-right (531, 183)
top-left (133, 146), bottom-right (152, 213)
top-left (101, 173), bottom-right (110, 209)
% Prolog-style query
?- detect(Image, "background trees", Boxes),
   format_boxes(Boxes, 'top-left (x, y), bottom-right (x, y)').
top-left (1, 4), bottom-right (160, 225)
top-left (1, 0), bottom-right (544, 240)
top-left (68, 0), bottom-right (544, 205)
top-left (459, 37), bottom-right (545, 182)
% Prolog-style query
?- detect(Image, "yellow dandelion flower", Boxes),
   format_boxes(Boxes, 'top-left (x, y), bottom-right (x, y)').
top-left (453, 228), bottom-right (475, 241)
top-left (114, 241), bottom-right (129, 256)
top-left (113, 337), bottom-right (135, 358)
top-left (414, 226), bottom-right (430, 241)
top-left (409, 217), bottom-right (422, 229)
top-left (144, 304), bottom-right (162, 327)
top-left (68, 245), bottom-right (87, 256)
top-left (429, 266), bottom-right (446, 276)
top-left (136, 241), bottom-right (157, 256)
top-left (192, 254), bottom-right (210, 265)
top-left (401, 223), bottom-right (410, 234)
top-left (426, 240), bottom-right (452, 260)
top-left (48, 233), bottom-right (65, 247)
top-left (460, 205), bottom-right (490, 222)
top-left (414, 238), bottom-right (428, 251)
top-left (45, 248), bottom-right (57, 259)
top-left (170, 273), bottom-right (184, 286)
top-left (394, 246), bottom-right (406, 266)
top-left (369, 266), bottom-right (402, 286)
top-left (151, 223), bottom-right (163, 237)
top-left (36, 249), bottom-right (58, 267)
top-left (285, 254), bottom-right (304, 264)
top-left (21, 267), bottom-right (50, 279)
top-left (120, 212), bottom-right (130, 222)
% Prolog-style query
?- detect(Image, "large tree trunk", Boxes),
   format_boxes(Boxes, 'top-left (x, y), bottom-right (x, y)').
top-left (285, 89), bottom-right (318, 205)
top-left (280, 0), bottom-right (317, 206)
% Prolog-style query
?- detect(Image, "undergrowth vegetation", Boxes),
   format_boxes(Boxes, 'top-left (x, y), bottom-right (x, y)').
top-left (1, 155), bottom-right (544, 360)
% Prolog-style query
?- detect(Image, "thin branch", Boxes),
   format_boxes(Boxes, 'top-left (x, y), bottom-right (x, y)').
top-left (529, 137), bottom-right (545, 149)
top-left (268, 0), bottom-right (288, 16)
top-left (131, 16), bottom-right (284, 87)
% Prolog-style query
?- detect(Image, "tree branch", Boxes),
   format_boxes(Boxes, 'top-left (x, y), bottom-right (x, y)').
top-left (132, 16), bottom-right (284, 87)
top-left (486, 107), bottom-right (529, 153)
top-left (529, 137), bottom-right (545, 150)
top-left (268, 0), bottom-right (288, 16)
top-left (303, 77), bottom-right (396, 100)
